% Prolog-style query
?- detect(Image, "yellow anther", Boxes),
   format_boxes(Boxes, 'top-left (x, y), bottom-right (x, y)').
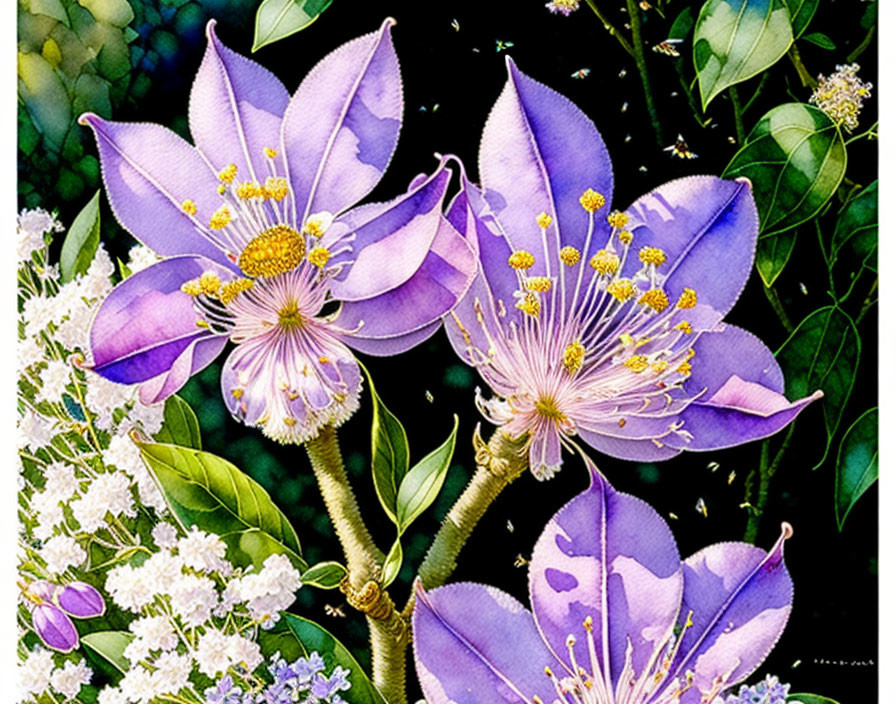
top-left (196, 320), bottom-right (209, 329)
top-left (218, 184), bottom-right (227, 195)
top-left (526, 276), bottom-right (553, 293)
top-left (536, 212), bottom-right (553, 228)
top-left (319, 356), bottom-right (330, 364)
top-left (238, 224), bottom-right (305, 278)
top-left (639, 246), bottom-right (667, 266)
top-left (198, 271), bottom-right (221, 295)
top-left (236, 180), bottom-right (264, 200)
top-left (675, 320), bottom-right (693, 334)
top-left (583, 615), bottom-right (593, 632)
top-left (677, 288), bottom-right (698, 309)
top-left (533, 697), bottom-right (545, 704)
top-left (180, 279), bottom-right (202, 297)
top-left (624, 355), bottom-right (649, 373)
top-left (653, 360), bottom-right (670, 374)
top-left (677, 361), bottom-right (692, 376)
top-left (218, 163), bottom-right (237, 183)
top-left (579, 189), bottom-right (606, 212)
top-left (508, 250), bottom-right (536, 270)
top-left (636, 337), bottom-right (651, 348)
top-left (619, 333), bottom-right (634, 347)
top-left (232, 388), bottom-right (244, 399)
top-left (302, 216), bottom-right (330, 239)
top-left (559, 246), bottom-right (581, 266)
top-left (516, 293), bottom-right (540, 317)
top-left (264, 177), bottom-right (289, 201)
top-left (618, 230), bottom-right (633, 245)
top-left (639, 288), bottom-right (670, 312)
top-left (282, 417), bottom-right (297, 427)
top-left (607, 278), bottom-right (636, 302)
top-left (686, 348), bottom-right (696, 360)
top-left (562, 341), bottom-right (586, 374)
top-left (307, 246), bottom-right (331, 268)
top-left (607, 211), bottom-right (629, 229)
top-left (219, 278), bottom-right (254, 304)
top-left (181, 200), bottom-right (197, 216)
top-left (264, 147), bottom-right (278, 159)
top-left (544, 667), bottom-right (554, 678)
top-left (209, 205), bottom-right (232, 230)
top-left (589, 249), bottom-right (620, 275)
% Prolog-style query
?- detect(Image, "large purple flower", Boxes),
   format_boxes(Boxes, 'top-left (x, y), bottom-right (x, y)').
top-left (413, 457), bottom-right (794, 704)
top-left (81, 19), bottom-right (475, 443)
top-left (445, 59), bottom-right (821, 478)
top-left (21, 580), bottom-right (105, 652)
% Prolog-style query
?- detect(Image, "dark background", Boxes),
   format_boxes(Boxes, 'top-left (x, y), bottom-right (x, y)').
top-left (42, 0), bottom-right (879, 700)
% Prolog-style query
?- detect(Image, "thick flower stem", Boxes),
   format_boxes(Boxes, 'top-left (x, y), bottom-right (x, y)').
top-left (729, 86), bottom-right (746, 145)
top-left (368, 617), bottom-right (408, 704)
top-left (584, 0), bottom-right (635, 57)
top-left (624, 0), bottom-right (664, 148)
top-left (744, 427), bottom-right (795, 543)
top-left (788, 45), bottom-right (817, 89)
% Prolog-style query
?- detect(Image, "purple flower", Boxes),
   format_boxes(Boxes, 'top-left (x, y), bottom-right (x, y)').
top-left (80, 19), bottom-right (475, 444)
top-left (545, 0), bottom-right (581, 15)
top-left (721, 674), bottom-right (790, 704)
top-left (444, 59), bottom-right (821, 478)
top-left (413, 458), bottom-right (794, 704)
top-left (21, 580), bottom-right (105, 652)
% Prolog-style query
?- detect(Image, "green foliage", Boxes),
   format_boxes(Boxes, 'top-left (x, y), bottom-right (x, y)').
top-left (776, 306), bottom-right (860, 467)
top-left (831, 180), bottom-right (877, 276)
top-left (755, 229), bottom-right (797, 286)
top-left (59, 189), bottom-right (100, 282)
top-left (153, 394), bottom-right (202, 449)
top-left (81, 630), bottom-right (133, 675)
top-left (252, 0), bottom-right (333, 52)
top-left (835, 407), bottom-right (877, 530)
top-left (783, 0), bottom-right (818, 38)
top-left (802, 32), bottom-right (835, 50)
top-left (693, 0), bottom-right (793, 109)
top-left (299, 560), bottom-right (347, 589)
top-left (789, 695), bottom-right (841, 704)
top-left (723, 103), bottom-right (847, 236)
top-left (259, 613), bottom-right (386, 704)
top-left (668, 6), bottom-right (696, 39)
top-left (367, 368), bottom-right (410, 526)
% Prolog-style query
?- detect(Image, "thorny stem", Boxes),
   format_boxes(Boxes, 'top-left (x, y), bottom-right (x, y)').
top-left (729, 86), bottom-right (746, 145)
top-left (762, 283), bottom-right (795, 333)
top-left (624, 0), bottom-right (664, 148)
top-left (787, 45), bottom-right (817, 89)
top-left (847, 25), bottom-right (876, 63)
top-left (744, 426), bottom-right (795, 543)
top-left (583, 0), bottom-right (635, 57)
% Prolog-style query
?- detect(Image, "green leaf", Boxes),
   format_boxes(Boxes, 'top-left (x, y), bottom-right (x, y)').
top-left (381, 539), bottom-right (403, 587)
top-left (693, 0), bottom-right (793, 109)
top-left (789, 695), bottom-right (841, 704)
top-left (669, 6), bottom-right (696, 39)
top-left (776, 306), bottom-right (860, 467)
top-left (300, 561), bottom-right (347, 589)
top-left (81, 631), bottom-right (133, 675)
top-left (783, 0), bottom-right (818, 38)
top-left (153, 395), bottom-right (202, 449)
top-left (365, 365), bottom-right (410, 526)
top-left (395, 415), bottom-right (458, 532)
top-left (860, 0), bottom-right (877, 31)
top-left (137, 442), bottom-right (306, 571)
top-left (835, 407), bottom-right (877, 530)
top-left (252, 0), bottom-right (333, 52)
top-left (60, 190), bottom-right (101, 283)
top-left (18, 51), bottom-right (72, 153)
top-left (258, 613), bottom-right (386, 704)
top-left (755, 229), bottom-right (797, 286)
top-left (802, 31), bottom-right (835, 49)
top-left (831, 180), bottom-right (877, 274)
top-left (723, 103), bottom-right (847, 236)
top-left (28, 0), bottom-right (70, 24)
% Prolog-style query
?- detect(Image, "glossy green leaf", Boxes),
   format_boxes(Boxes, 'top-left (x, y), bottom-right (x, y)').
top-left (137, 442), bottom-right (306, 571)
top-left (258, 613), bottom-right (386, 704)
top-left (860, 0), bottom-right (877, 30)
top-left (835, 407), bottom-right (877, 530)
top-left (776, 306), bottom-right (860, 467)
top-left (365, 365), bottom-right (410, 526)
top-left (831, 180), bottom-right (877, 274)
top-left (756, 229), bottom-right (797, 286)
top-left (18, 51), bottom-right (72, 152)
top-left (79, 0), bottom-right (135, 27)
top-left (396, 415), bottom-right (458, 532)
top-left (723, 103), bottom-right (847, 235)
top-left (789, 695), bottom-right (841, 704)
top-left (382, 539), bottom-right (403, 587)
top-left (693, 0), bottom-right (793, 109)
top-left (669, 6), bottom-right (696, 39)
top-left (252, 0), bottom-right (333, 52)
top-left (802, 32), bottom-right (835, 49)
top-left (300, 561), bottom-right (347, 589)
top-left (81, 631), bottom-right (133, 675)
top-left (783, 0), bottom-right (818, 38)
top-left (28, 0), bottom-right (69, 24)
top-left (60, 190), bottom-right (101, 283)
top-left (153, 395), bottom-right (202, 449)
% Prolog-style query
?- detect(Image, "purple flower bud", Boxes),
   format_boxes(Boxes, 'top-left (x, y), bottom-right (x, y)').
top-left (58, 582), bottom-right (105, 618)
top-left (32, 603), bottom-right (79, 653)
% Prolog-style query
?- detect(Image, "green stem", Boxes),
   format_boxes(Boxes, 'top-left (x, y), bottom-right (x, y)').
top-left (855, 278), bottom-right (878, 325)
top-left (742, 71), bottom-right (770, 113)
top-left (624, 0), bottom-right (664, 148)
top-left (847, 25), bottom-right (876, 63)
top-left (845, 121), bottom-right (878, 146)
top-left (674, 60), bottom-right (706, 127)
top-left (787, 45), bottom-right (817, 89)
top-left (744, 426), bottom-right (795, 543)
top-left (368, 620), bottom-right (408, 704)
top-left (762, 284), bottom-right (794, 333)
top-left (729, 85), bottom-right (746, 145)
top-left (583, 0), bottom-right (635, 56)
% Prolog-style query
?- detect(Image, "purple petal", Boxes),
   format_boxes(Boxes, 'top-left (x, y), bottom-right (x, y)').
top-left (282, 18), bottom-right (402, 222)
top-left (668, 524), bottom-right (794, 702)
top-left (576, 428), bottom-right (684, 462)
top-left (58, 582), bottom-right (105, 618)
top-left (89, 257), bottom-right (228, 384)
top-left (443, 274), bottom-right (508, 368)
top-left (529, 458), bottom-right (682, 687)
top-left (623, 177), bottom-right (758, 316)
top-left (412, 582), bottom-right (556, 704)
top-left (33, 604), bottom-right (79, 652)
top-left (79, 114), bottom-right (235, 269)
top-left (328, 162), bottom-right (453, 301)
top-left (479, 58), bottom-right (613, 273)
top-left (139, 334), bottom-right (228, 404)
top-left (340, 319), bottom-right (442, 356)
top-left (189, 20), bottom-right (289, 183)
top-left (336, 217), bottom-right (475, 347)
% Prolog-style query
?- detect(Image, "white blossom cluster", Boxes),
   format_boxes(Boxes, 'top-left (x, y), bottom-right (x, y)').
top-left (810, 63), bottom-right (873, 132)
top-left (17, 647), bottom-right (93, 703)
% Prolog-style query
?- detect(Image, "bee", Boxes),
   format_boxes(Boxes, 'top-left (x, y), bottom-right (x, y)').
top-left (728, 471), bottom-right (736, 485)
top-left (425, 390), bottom-right (434, 403)
top-left (324, 604), bottom-right (346, 618)
top-left (451, 18), bottom-right (460, 31)
top-left (696, 497), bottom-right (708, 517)
top-left (652, 38), bottom-right (683, 57)
top-left (571, 67), bottom-right (591, 79)
top-left (514, 554), bottom-right (529, 568)
top-left (506, 520), bottom-right (515, 533)
top-left (495, 40), bottom-right (515, 52)
top-left (664, 134), bottom-right (698, 159)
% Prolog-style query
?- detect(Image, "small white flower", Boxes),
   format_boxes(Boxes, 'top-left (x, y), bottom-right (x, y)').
top-left (55, 299), bottom-right (94, 351)
top-left (30, 490), bottom-right (66, 539)
top-left (140, 550), bottom-right (184, 587)
top-left (50, 659), bottom-right (92, 699)
top-left (17, 647), bottom-right (55, 700)
top-left (151, 523), bottom-right (179, 549)
top-left (85, 375), bottom-right (136, 429)
top-left (42, 462), bottom-right (79, 503)
top-left (118, 665), bottom-right (158, 704)
top-left (17, 208), bottom-right (61, 262)
top-left (22, 295), bottom-right (56, 340)
top-left (79, 245), bottom-right (115, 301)
top-left (195, 629), bottom-right (232, 677)
top-left (105, 564), bottom-right (155, 612)
top-left (126, 245), bottom-right (161, 274)
top-left (226, 634), bottom-right (263, 672)
top-left (17, 334), bottom-right (46, 372)
top-left (169, 573), bottom-right (217, 627)
top-left (128, 615), bottom-right (178, 653)
top-left (40, 535), bottom-right (87, 575)
top-left (97, 686), bottom-right (129, 704)
top-left (18, 411), bottom-right (54, 450)
top-left (128, 401), bottom-right (165, 435)
top-left (37, 360), bottom-right (71, 404)
top-left (177, 527), bottom-right (231, 574)
top-left (151, 651), bottom-right (193, 696)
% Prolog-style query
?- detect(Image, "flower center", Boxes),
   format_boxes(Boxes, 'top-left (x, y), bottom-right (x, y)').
top-left (278, 300), bottom-right (304, 331)
top-left (238, 225), bottom-right (305, 278)
top-left (535, 396), bottom-right (566, 421)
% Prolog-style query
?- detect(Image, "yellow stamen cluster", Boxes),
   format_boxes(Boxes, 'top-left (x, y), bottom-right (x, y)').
top-left (639, 288), bottom-right (670, 312)
top-left (652, 360), bottom-right (669, 374)
top-left (559, 246), bottom-right (581, 266)
top-left (508, 250), bottom-right (536, 270)
top-left (302, 215), bottom-right (329, 238)
top-left (607, 279), bottom-right (636, 302)
top-left (236, 181), bottom-right (265, 200)
top-left (562, 341), bottom-right (586, 374)
top-left (589, 249), bottom-right (620, 275)
top-left (677, 288), bottom-right (697, 309)
top-left (624, 355), bottom-right (649, 372)
top-left (677, 361), bottom-right (692, 376)
top-left (180, 280), bottom-right (202, 296)
top-left (619, 333), bottom-right (634, 347)
top-left (607, 211), bottom-right (629, 229)
top-left (238, 224), bottom-right (305, 278)
top-left (516, 293), bottom-right (540, 317)
top-left (618, 230), bottom-right (633, 245)
top-left (264, 147), bottom-right (278, 159)
top-left (526, 276), bottom-right (553, 292)
top-left (307, 246), bottom-right (331, 268)
top-left (675, 320), bottom-right (693, 334)
top-left (579, 189), bottom-right (606, 212)
top-left (199, 271), bottom-right (222, 295)
top-left (181, 200), bottom-right (197, 215)
top-left (264, 177), bottom-right (289, 201)
top-left (219, 278), bottom-right (254, 304)
top-left (535, 397), bottom-right (566, 421)
top-left (639, 246), bottom-right (666, 266)
top-left (209, 205), bottom-right (232, 230)
top-left (536, 212), bottom-right (553, 228)
top-left (218, 163), bottom-right (237, 183)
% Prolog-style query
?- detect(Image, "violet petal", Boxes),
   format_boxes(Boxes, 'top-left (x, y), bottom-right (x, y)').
top-left (32, 604), bottom-right (79, 653)
top-left (58, 582), bottom-right (105, 619)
